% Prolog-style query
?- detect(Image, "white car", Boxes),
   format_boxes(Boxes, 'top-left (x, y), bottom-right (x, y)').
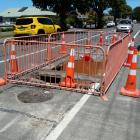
top-left (107, 21), bottom-right (115, 27)
top-left (116, 19), bottom-right (133, 33)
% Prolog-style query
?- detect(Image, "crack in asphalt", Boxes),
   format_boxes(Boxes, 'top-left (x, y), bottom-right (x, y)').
top-left (0, 107), bottom-right (57, 125)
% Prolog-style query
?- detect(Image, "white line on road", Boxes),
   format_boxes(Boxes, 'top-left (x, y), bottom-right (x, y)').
top-left (134, 30), bottom-right (140, 39)
top-left (0, 115), bottom-right (21, 133)
top-left (127, 30), bottom-right (140, 48)
top-left (43, 83), bottom-right (100, 140)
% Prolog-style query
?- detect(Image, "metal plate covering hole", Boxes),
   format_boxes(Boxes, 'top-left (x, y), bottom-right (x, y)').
top-left (18, 90), bottom-right (53, 103)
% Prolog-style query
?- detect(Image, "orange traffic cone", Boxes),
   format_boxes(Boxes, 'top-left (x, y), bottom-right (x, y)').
top-left (82, 39), bottom-right (92, 61)
top-left (47, 42), bottom-right (52, 60)
top-left (120, 49), bottom-right (140, 97)
top-left (47, 34), bottom-right (52, 60)
top-left (0, 78), bottom-right (6, 86)
top-left (124, 38), bottom-right (135, 67)
top-left (10, 41), bottom-right (18, 74)
top-left (59, 48), bottom-right (76, 88)
top-left (99, 32), bottom-right (103, 46)
top-left (111, 34), bottom-right (117, 44)
top-left (60, 32), bottom-right (67, 54)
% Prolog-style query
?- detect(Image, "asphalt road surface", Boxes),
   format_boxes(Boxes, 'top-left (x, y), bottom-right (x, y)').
top-left (0, 24), bottom-right (140, 140)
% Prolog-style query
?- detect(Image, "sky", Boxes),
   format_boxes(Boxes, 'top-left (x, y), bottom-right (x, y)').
top-left (0, 0), bottom-right (140, 12)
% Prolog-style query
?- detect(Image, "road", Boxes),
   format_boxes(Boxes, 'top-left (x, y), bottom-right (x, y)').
top-left (0, 24), bottom-right (140, 140)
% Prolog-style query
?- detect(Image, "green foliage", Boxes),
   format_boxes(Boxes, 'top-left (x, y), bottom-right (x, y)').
top-left (109, 0), bottom-right (127, 22)
top-left (122, 5), bottom-right (132, 18)
top-left (133, 7), bottom-right (140, 21)
top-left (86, 10), bottom-right (96, 24)
top-left (66, 16), bottom-right (76, 26)
top-left (32, 0), bottom-right (73, 30)
top-left (1, 27), bottom-right (14, 32)
top-left (31, 0), bottom-right (132, 29)
top-left (90, 0), bottom-right (109, 28)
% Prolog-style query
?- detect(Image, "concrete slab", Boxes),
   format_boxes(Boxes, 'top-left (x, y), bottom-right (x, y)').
top-left (0, 85), bottom-right (82, 123)
top-left (0, 84), bottom-right (83, 140)
top-left (0, 111), bottom-right (54, 140)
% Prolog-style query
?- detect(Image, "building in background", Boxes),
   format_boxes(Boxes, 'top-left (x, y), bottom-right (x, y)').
top-left (0, 7), bottom-right (56, 24)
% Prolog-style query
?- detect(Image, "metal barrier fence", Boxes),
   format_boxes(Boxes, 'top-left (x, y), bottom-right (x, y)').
top-left (105, 34), bottom-right (129, 93)
top-left (0, 43), bottom-right (5, 83)
top-left (5, 29), bottom-right (119, 47)
top-left (3, 30), bottom-right (129, 96)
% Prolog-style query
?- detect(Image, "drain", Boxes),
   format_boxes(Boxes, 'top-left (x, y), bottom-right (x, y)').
top-left (18, 90), bottom-right (53, 103)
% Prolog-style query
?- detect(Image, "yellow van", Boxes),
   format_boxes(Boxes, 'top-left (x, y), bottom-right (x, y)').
top-left (14, 16), bottom-right (61, 36)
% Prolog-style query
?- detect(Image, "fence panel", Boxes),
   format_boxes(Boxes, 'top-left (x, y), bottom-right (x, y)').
top-left (105, 34), bottom-right (129, 92)
top-left (3, 30), bottom-right (129, 96)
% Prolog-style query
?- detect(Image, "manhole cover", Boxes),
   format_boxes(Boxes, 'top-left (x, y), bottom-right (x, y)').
top-left (18, 90), bottom-right (53, 103)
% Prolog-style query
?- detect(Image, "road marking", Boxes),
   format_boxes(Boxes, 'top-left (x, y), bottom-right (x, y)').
top-left (0, 115), bottom-right (21, 133)
top-left (128, 30), bottom-right (140, 48)
top-left (43, 83), bottom-right (100, 140)
top-left (134, 30), bottom-right (140, 39)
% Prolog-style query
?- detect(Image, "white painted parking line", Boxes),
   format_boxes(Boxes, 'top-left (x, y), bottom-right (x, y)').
top-left (0, 115), bottom-right (21, 133)
top-left (43, 83), bottom-right (100, 140)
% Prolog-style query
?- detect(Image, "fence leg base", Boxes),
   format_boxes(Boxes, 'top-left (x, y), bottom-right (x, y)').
top-left (0, 78), bottom-right (6, 86)
top-left (100, 94), bottom-right (108, 101)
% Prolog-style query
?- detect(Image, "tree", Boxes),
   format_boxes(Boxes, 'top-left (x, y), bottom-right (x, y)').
top-left (32, 0), bottom-right (74, 30)
top-left (32, 0), bottom-right (90, 30)
top-left (90, 0), bottom-right (109, 28)
top-left (121, 5), bottom-right (132, 18)
top-left (109, 0), bottom-right (127, 23)
top-left (133, 7), bottom-right (140, 21)
top-left (87, 10), bottom-right (96, 26)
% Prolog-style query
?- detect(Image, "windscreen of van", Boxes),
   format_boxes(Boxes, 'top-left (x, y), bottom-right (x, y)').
top-left (16, 18), bottom-right (33, 25)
